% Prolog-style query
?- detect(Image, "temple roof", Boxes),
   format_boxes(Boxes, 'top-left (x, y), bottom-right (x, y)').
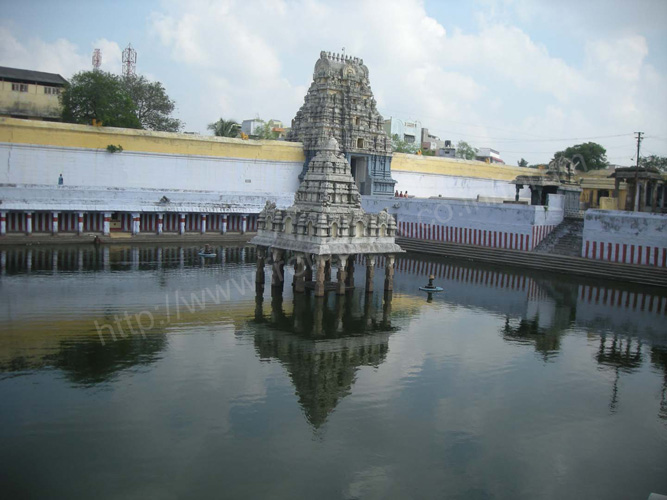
top-left (250, 137), bottom-right (403, 256)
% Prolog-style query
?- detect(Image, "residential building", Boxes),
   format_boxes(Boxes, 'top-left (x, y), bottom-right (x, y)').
top-left (476, 148), bottom-right (505, 164)
top-left (0, 66), bottom-right (67, 121)
top-left (383, 117), bottom-right (420, 144)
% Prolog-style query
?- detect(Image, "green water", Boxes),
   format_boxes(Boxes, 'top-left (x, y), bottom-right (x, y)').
top-left (0, 245), bottom-right (665, 499)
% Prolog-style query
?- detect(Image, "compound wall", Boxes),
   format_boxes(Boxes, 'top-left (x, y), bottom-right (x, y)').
top-left (582, 210), bottom-right (667, 267)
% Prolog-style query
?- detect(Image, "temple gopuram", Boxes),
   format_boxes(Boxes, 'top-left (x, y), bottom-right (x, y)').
top-left (287, 51), bottom-right (396, 196)
top-left (250, 137), bottom-right (403, 297)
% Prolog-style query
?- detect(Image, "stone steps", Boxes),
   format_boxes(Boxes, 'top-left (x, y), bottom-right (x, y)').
top-left (533, 218), bottom-right (584, 257)
top-left (396, 237), bottom-right (667, 288)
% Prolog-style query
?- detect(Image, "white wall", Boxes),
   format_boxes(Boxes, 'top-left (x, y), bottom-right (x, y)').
top-left (582, 210), bottom-right (667, 266)
top-left (392, 170), bottom-right (531, 200)
top-left (0, 184), bottom-right (295, 213)
top-left (363, 196), bottom-right (563, 250)
top-left (0, 142), bottom-right (302, 194)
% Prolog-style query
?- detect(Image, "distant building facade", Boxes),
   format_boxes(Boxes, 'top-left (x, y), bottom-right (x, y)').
top-left (0, 66), bottom-right (67, 121)
top-left (241, 119), bottom-right (264, 136)
top-left (288, 51), bottom-right (395, 196)
top-left (476, 148), bottom-right (505, 164)
top-left (384, 118), bottom-right (421, 144)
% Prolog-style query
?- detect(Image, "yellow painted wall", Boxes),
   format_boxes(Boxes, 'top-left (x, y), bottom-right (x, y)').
top-left (392, 153), bottom-right (539, 181)
top-left (0, 117), bottom-right (306, 162)
top-left (2, 118), bottom-right (543, 183)
top-left (0, 82), bottom-right (62, 119)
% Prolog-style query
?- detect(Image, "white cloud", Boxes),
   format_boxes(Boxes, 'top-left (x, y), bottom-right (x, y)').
top-left (1, 0), bottom-right (665, 165)
top-left (0, 26), bottom-right (87, 77)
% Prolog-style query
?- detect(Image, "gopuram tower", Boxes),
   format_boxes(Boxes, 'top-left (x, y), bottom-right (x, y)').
top-left (250, 137), bottom-right (403, 297)
top-left (287, 51), bottom-right (396, 196)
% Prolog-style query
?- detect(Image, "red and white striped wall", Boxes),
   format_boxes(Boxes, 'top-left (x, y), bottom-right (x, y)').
top-left (396, 220), bottom-right (555, 251)
top-left (578, 284), bottom-right (667, 312)
top-left (582, 240), bottom-right (667, 267)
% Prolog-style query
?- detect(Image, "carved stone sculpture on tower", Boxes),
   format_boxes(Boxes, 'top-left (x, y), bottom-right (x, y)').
top-left (287, 51), bottom-right (396, 196)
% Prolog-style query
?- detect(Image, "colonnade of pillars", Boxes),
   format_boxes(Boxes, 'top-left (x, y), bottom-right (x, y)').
top-left (255, 247), bottom-right (395, 297)
top-left (0, 211), bottom-right (253, 236)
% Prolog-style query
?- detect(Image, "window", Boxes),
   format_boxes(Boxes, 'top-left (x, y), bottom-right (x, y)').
top-left (44, 86), bottom-right (60, 95)
top-left (354, 116), bottom-right (360, 126)
top-left (11, 83), bottom-right (28, 92)
top-left (357, 138), bottom-right (364, 148)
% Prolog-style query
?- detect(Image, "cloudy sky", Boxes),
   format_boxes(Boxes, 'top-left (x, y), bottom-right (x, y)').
top-left (1, 0), bottom-right (666, 166)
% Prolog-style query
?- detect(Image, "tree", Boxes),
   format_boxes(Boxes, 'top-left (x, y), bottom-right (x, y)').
top-left (391, 134), bottom-right (420, 154)
top-left (553, 142), bottom-right (608, 171)
top-left (640, 155), bottom-right (667, 173)
top-left (252, 121), bottom-right (280, 140)
top-left (517, 158), bottom-right (528, 167)
top-left (60, 71), bottom-right (141, 128)
top-left (456, 140), bottom-right (478, 160)
top-left (121, 75), bottom-right (182, 132)
top-left (208, 118), bottom-right (241, 138)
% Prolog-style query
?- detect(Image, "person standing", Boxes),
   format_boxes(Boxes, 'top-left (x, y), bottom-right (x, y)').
top-left (58, 173), bottom-right (64, 185)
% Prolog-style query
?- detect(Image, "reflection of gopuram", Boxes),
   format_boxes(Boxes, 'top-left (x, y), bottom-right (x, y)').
top-left (253, 291), bottom-right (393, 428)
top-left (251, 136), bottom-right (403, 297)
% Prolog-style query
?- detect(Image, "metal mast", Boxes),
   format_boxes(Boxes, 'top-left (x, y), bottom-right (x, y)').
top-left (122, 43), bottom-right (137, 77)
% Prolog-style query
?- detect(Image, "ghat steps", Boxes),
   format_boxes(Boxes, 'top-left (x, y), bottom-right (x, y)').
top-left (396, 237), bottom-right (667, 288)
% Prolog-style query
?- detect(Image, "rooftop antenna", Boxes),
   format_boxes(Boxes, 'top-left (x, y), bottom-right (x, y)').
top-left (92, 48), bottom-right (101, 70)
top-left (122, 43), bottom-right (137, 77)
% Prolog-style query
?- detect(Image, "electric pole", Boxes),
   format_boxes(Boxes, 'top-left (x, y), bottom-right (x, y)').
top-left (634, 131), bottom-right (643, 211)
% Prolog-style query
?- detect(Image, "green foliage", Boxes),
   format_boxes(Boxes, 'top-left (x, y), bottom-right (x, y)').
top-left (640, 155), bottom-right (667, 173)
top-left (121, 75), bottom-right (182, 132)
top-left (106, 144), bottom-right (123, 153)
top-left (250, 121), bottom-right (280, 140)
top-left (455, 140), bottom-right (478, 160)
top-left (421, 149), bottom-right (436, 156)
top-left (391, 134), bottom-right (420, 154)
top-left (61, 71), bottom-right (141, 128)
top-left (207, 118), bottom-right (241, 138)
top-left (60, 71), bottom-right (182, 132)
top-left (517, 158), bottom-right (528, 167)
top-left (553, 142), bottom-right (608, 171)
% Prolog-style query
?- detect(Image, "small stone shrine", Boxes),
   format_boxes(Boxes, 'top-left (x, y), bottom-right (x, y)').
top-left (512, 157), bottom-right (582, 217)
top-left (287, 51), bottom-right (396, 196)
top-left (251, 136), bottom-right (403, 297)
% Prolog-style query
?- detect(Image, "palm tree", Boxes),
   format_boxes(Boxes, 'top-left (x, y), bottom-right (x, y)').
top-left (207, 118), bottom-right (241, 137)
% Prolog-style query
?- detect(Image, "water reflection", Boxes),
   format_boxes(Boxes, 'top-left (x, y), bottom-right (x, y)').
top-left (252, 288), bottom-right (394, 428)
top-left (1, 245), bottom-right (667, 499)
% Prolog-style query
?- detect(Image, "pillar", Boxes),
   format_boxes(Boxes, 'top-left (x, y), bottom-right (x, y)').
top-left (271, 248), bottom-right (285, 288)
top-left (382, 290), bottom-right (393, 327)
top-left (52, 249), bottom-right (58, 272)
top-left (221, 215), bottom-right (228, 234)
top-left (179, 214), bottom-right (186, 235)
top-left (26, 249), bottom-right (33, 272)
top-left (336, 255), bottom-right (348, 295)
top-left (324, 259), bottom-right (332, 282)
top-left (294, 253), bottom-right (306, 293)
top-left (384, 254), bottom-right (395, 291)
top-left (651, 181), bottom-right (659, 213)
top-left (1, 250), bottom-right (6, 274)
top-left (157, 213), bottom-right (164, 235)
top-left (102, 212), bottom-right (110, 236)
top-left (365, 255), bottom-right (376, 293)
top-left (515, 184), bottom-right (521, 202)
top-left (77, 212), bottom-right (84, 235)
top-left (241, 215), bottom-right (248, 234)
top-left (25, 211), bottom-right (33, 235)
top-left (314, 255), bottom-right (327, 297)
top-left (256, 246), bottom-right (266, 284)
top-left (201, 214), bottom-right (207, 234)
top-left (305, 255), bottom-right (313, 283)
top-left (345, 255), bottom-right (355, 287)
top-left (131, 212), bottom-right (140, 235)
top-left (51, 212), bottom-right (59, 235)
top-left (1, 211), bottom-right (7, 236)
